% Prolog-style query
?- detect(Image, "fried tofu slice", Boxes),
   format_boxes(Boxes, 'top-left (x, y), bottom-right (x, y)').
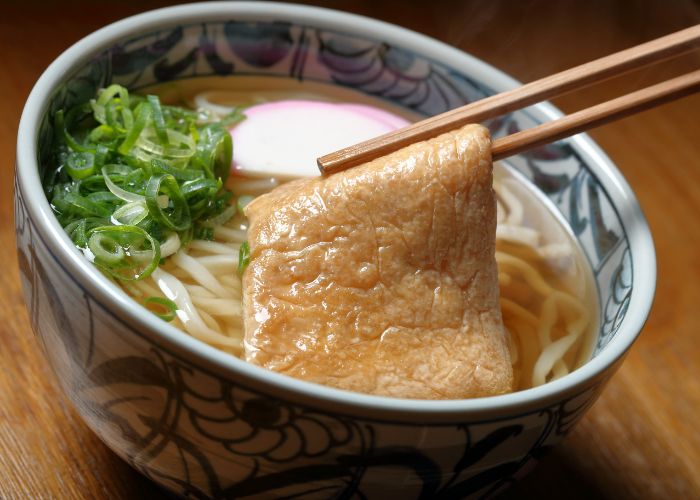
top-left (242, 124), bottom-right (513, 399)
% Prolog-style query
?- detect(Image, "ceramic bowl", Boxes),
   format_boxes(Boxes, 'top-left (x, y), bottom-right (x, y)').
top-left (15, 2), bottom-right (655, 497)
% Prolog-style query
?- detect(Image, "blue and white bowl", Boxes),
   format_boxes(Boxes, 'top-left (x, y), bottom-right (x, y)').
top-left (14, 2), bottom-right (655, 497)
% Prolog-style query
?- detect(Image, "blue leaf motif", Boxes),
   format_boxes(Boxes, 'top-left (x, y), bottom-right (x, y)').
top-left (89, 356), bottom-right (172, 389)
top-left (199, 26), bottom-right (234, 76)
top-left (154, 47), bottom-right (198, 81)
top-left (485, 114), bottom-right (509, 136)
top-left (508, 120), bottom-right (574, 161)
top-left (111, 27), bottom-right (184, 75)
top-left (317, 35), bottom-right (378, 74)
top-left (383, 46), bottom-right (416, 73)
top-left (451, 425), bottom-right (522, 475)
top-left (224, 21), bottom-right (293, 68)
top-left (568, 170), bottom-right (589, 236)
top-left (139, 414), bottom-right (222, 497)
top-left (239, 398), bottom-right (284, 428)
top-left (587, 174), bottom-right (620, 260)
top-left (33, 254), bottom-right (82, 368)
top-left (599, 250), bottom-right (632, 350)
top-left (526, 141), bottom-right (574, 161)
top-left (16, 246), bottom-right (32, 290)
top-left (527, 158), bottom-right (572, 195)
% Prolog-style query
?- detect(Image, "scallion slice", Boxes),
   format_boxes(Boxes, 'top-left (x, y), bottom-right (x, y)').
top-left (136, 128), bottom-right (196, 158)
top-left (199, 204), bottom-right (236, 228)
top-left (144, 296), bottom-right (178, 322)
top-left (65, 151), bottom-right (95, 180)
top-left (102, 167), bottom-right (145, 203)
top-left (236, 195), bottom-right (255, 214)
top-left (118, 102), bottom-right (151, 155)
top-left (147, 95), bottom-right (169, 145)
top-left (146, 173), bottom-right (191, 231)
top-left (87, 225), bottom-right (160, 280)
top-left (88, 231), bottom-right (126, 264)
top-left (237, 241), bottom-right (250, 276)
top-left (97, 84), bottom-right (130, 108)
top-left (112, 200), bottom-right (149, 226)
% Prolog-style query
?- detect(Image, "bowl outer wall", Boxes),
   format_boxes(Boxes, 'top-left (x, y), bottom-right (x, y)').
top-left (15, 1), bottom-right (656, 424)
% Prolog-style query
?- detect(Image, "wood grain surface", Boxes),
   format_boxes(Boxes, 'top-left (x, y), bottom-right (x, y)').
top-left (1, 1), bottom-right (699, 498)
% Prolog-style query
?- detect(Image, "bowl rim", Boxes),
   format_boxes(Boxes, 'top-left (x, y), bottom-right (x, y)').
top-left (16, 1), bottom-right (656, 423)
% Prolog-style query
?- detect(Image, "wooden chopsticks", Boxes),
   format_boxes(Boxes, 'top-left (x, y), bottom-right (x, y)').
top-left (492, 69), bottom-right (700, 160)
top-left (317, 24), bottom-right (700, 174)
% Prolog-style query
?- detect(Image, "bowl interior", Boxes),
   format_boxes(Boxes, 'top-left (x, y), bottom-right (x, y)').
top-left (38, 16), bottom-right (632, 356)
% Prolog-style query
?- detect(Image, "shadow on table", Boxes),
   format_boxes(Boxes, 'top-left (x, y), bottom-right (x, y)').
top-left (497, 445), bottom-right (617, 500)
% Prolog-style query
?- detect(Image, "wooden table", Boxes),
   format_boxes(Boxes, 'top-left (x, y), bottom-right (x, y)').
top-left (2, 1), bottom-right (699, 497)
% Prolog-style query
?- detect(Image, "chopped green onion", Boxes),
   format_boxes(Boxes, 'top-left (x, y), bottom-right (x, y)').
top-left (199, 204), bottom-right (235, 228)
top-left (193, 225), bottom-right (214, 241)
top-left (236, 195), bottom-right (255, 214)
top-left (45, 84), bottom-right (235, 285)
top-left (102, 167), bottom-right (145, 203)
top-left (54, 192), bottom-right (113, 218)
top-left (220, 108), bottom-right (247, 128)
top-left (195, 125), bottom-right (232, 180)
top-left (118, 102), bottom-right (151, 155)
top-left (89, 124), bottom-right (116, 143)
top-left (102, 163), bottom-right (134, 176)
top-left (65, 151), bottom-right (95, 180)
top-left (94, 144), bottom-right (110, 166)
top-left (144, 296), bottom-right (178, 322)
top-left (146, 173), bottom-right (191, 231)
top-left (86, 191), bottom-right (121, 205)
top-left (64, 217), bottom-right (108, 247)
top-left (64, 219), bottom-right (88, 244)
top-left (112, 200), bottom-right (149, 226)
top-left (56, 107), bottom-right (96, 153)
top-left (147, 95), bottom-right (169, 145)
top-left (88, 231), bottom-right (125, 264)
top-left (181, 178), bottom-right (221, 198)
top-left (97, 84), bottom-right (130, 108)
top-left (179, 225), bottom-right (194, 248)
top-left (105, 101), bottom-right (134, 132)
top-left (136, 128), bottom-right (196, 158)
top-left (237, 241), bottom-right (250, 276)
top-left (87, 225), bottom-right (160, 280)
top-left (151, 159), bottom-right (203, 181)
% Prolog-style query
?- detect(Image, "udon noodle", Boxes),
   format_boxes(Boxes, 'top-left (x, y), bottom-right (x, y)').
top-left (494, 176), bottom-right (593, 389)
top-left (122, 85), bottom-right (596, 392)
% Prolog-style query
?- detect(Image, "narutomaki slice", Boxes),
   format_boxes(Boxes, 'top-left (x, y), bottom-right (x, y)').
top-left (230, 100), bottom-right (409, 178)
